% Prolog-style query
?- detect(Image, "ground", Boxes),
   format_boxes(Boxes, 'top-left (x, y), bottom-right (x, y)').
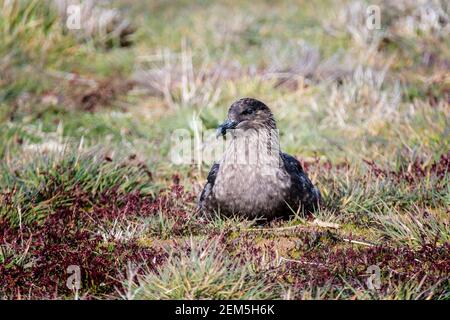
top-left (0, 0), bottom-right (449, 299)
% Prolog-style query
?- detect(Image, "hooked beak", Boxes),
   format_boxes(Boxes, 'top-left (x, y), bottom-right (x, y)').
top-left (216, 119), bottom-right (237, 138)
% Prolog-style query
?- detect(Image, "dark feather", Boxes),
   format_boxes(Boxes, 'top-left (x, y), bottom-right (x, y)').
top-left (280, 152), bottom-right (321, 212)
top-left (198, 162), bottom-right (219, 213)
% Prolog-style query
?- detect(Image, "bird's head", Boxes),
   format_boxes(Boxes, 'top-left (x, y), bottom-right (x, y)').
top-left (216, 98), bottom-right (276, 138)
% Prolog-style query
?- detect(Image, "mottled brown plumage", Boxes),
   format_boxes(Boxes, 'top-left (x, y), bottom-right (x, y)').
top-left (198, 98), bottom-right (321, 219)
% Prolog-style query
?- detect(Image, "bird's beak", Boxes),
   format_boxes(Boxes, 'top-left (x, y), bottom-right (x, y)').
top-left (216, 119), bottom-right (237, 138)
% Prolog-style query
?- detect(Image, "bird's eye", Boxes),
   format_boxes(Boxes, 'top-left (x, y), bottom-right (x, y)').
top-left (241, 108), bottom-right (254, 115)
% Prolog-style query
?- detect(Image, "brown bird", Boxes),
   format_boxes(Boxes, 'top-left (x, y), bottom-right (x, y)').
top-left (198, 98), bottom-right (321, 220)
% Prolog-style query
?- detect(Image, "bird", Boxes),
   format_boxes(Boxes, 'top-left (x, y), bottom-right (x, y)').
top-left (198, 97), bottom-right (321, 220)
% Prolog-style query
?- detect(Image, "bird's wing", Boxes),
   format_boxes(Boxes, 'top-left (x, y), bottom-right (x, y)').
top-left (198, 162), bottom-right (220, 211)
top-left (280, 152), bottom-right (305, 174)
top-left (280, 152), bottom-right (321, 211)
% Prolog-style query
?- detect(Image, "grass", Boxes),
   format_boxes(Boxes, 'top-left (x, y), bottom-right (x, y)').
top-left (126, 238), bottom-right (274, 299)
top-left (0, 0), bottom-right (449, 299)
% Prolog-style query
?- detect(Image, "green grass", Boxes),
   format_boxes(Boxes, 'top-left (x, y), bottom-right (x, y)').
top-left (127, 239), bottom-right (275, 299)
top-left (0, 145), bottom-right (157, 226)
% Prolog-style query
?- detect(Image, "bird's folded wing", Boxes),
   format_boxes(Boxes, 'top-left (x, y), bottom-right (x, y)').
top-left (198, 162), bottom-right (220, 210)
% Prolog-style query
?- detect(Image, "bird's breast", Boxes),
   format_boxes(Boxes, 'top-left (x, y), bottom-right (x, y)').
top-left (213, 161), bottom-right (291, 217)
